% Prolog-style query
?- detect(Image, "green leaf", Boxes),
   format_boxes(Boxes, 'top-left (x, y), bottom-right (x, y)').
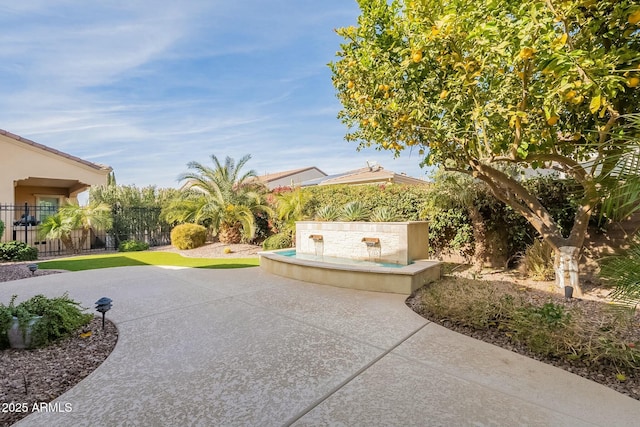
top-left (589, 94), bottom-right (601, 114)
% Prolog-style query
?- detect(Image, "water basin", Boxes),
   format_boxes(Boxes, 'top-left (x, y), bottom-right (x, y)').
top-left (277, 249), bottom-right (407, 269)
top-left (259, 248), bottom-right (440, 295)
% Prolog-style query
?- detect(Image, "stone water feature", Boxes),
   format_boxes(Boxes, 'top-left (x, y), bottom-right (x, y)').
top-left (296, 221), bottom-right (429, 265)
top-left (259, 221), bottom-right (440, 294)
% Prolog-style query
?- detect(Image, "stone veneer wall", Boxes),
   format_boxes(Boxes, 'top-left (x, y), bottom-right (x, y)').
top-left (295, 221), bottom-right (429, 265)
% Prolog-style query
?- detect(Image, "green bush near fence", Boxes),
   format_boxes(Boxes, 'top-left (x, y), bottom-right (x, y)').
top-left (0, 241), bottom-right (38, 262)
top-left (118, 240), bottom-right (150, 252)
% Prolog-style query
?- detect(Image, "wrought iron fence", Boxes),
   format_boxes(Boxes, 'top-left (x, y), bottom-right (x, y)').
top-left (0, 204), bottom-right (171, 257)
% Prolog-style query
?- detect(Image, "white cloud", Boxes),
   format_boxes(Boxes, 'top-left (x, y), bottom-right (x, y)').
top-left (1, 1), bottom-right (431, 190)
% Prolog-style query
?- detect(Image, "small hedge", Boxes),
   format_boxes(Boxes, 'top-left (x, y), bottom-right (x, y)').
top-left (0, 241), bottom-right (38, 262)
top-left (118, 240), bottom-right (150, 252)
top-left (262, 232), bottom-right (292, 250)
top-left (170, 223), bottom-right (207, 250)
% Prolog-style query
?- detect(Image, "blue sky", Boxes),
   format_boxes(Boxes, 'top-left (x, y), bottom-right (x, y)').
top-left (1, 1), bottom-right (430, 189)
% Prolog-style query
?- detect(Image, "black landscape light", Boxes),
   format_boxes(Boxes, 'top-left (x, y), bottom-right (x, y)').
top-left (95, 297), bottom-right (113, 329)
top-left (27, 264), bottom-right (38, 275)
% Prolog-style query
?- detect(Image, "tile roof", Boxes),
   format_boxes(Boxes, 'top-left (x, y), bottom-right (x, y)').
top-left (1, 128), bottom-right (112, 171)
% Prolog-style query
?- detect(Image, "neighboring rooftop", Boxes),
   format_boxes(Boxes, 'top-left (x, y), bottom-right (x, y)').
top-left (257, 166), bottom-right (327, 190)
top-left (301, 162), bottom-right (428, 187)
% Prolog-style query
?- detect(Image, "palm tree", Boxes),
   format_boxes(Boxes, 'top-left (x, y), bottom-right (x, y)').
top-left (274, 188), bottom-right (313, 237)
top-left (600, 234), bottom-right (640, 311)
top-left (165, 154), bottom-right (271, 244)
top-left (39, 202), bottom-right (112, 254)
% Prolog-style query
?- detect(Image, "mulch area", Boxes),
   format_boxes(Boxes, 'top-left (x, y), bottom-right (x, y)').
top-left (0, 317), bottom-right (118, 427)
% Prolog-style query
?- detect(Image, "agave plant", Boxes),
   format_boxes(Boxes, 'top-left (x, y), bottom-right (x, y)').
top-left (314, 205), bottom-right (340, 221)
top-left (370, 206), bottom-right (399, 222)
top-left (340, 201), bottom-right (369, 221)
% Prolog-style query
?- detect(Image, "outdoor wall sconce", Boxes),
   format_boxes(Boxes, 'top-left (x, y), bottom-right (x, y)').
top-left (27, 264), bottom-right (38, 275)
top-left (95, 297), bottom-right (113, 329)
top-left (361, 237), bottom-right (380, 247)
top-left (309, 234), bottom-right (324, 242)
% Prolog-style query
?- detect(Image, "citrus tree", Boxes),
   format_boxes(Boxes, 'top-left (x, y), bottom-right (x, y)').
top-left (331, 0), bottom-right (640, 294)
top-left (165, 154), bottom-right (272, 244)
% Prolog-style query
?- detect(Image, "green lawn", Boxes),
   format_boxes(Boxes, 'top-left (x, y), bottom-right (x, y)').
top-left (37, 252), bottom-right (259, 272)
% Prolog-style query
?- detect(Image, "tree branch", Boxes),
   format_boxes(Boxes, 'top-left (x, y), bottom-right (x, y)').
top-left (447, 160), bottom-right (565, 245)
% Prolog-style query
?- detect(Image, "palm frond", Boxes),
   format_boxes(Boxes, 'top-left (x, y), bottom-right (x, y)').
top-left (600, 236), bottom-right (640, 310)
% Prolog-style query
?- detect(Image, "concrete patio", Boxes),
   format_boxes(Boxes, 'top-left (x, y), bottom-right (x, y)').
top-left (2, 266), bottom-right (640, 426)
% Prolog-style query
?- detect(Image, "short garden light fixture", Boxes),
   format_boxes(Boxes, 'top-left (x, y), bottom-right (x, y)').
top-left (95, 297), bottom-right (113, 330)
top-left (27, 264), bottom-right (38, 275)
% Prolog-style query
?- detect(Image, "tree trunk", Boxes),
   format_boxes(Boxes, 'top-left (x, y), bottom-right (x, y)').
top-left (78, 228), bottom-right (89, 252)
top-left (469, 207), bottom-right (486, 271)
top-left (553, 246), bottom-right (582, 297)
top-left (60, 235), bottom-right (75, 254)
top-left (219, 223), bottom-right (242, 244)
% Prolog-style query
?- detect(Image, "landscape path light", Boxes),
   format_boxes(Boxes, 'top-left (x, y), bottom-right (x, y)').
top-left (27, 264), bottom-right (38, 275)
top-left (95, 297), bottom-right (113, 330)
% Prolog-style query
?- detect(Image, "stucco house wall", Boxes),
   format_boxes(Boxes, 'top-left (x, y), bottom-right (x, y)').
top-left (0, 129), bottom-right (112, 243)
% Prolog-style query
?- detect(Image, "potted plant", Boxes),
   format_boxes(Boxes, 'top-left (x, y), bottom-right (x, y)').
top-left (0, 293), bottom-right (93, 349)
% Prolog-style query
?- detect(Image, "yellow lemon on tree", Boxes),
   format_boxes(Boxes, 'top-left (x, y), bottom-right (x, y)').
top-left (347, 80), bottom-right (355, 89)
top-left (412, 50), bottom-right (423, 63)
top-left (629, 10), bottom-right (640, 25)
top-left (627, 77), bottom-right (640, 88)
top-left (547, 115), bottom-right (559, 126)
top-left (519, 47), bottom-right (535, 60)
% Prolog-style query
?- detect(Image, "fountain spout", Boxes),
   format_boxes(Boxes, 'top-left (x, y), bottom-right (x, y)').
top-left (361, 237), bottom-right (380, 247)
top-left (309, 234), bottom-right (323, 242)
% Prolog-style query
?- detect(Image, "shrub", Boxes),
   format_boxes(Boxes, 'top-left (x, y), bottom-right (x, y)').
top-left (426, 208), bottom-right (474, 259)
top-left (170, 223), bottom-right (207, 250)
top-left (0, 241), bottom-right (38, 262)
top-left (520, 239), bottom-right (555, 281)
top-left (420, 277), bottom-right (521, 329)
top-left (504, 302), bottom-right (574, 357)
top-left (0, 219), bottom-right (4, 238)
top-left (417, 278), bottom-right (640, 371)
top-left (305, 184), bottom-right (430, 221)
top-left (118, 240), bottom-right (150, 252)
top-left (262, 232), bottom-right (292, 250)
top-left (0, 293), bottom-right (92, 349)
